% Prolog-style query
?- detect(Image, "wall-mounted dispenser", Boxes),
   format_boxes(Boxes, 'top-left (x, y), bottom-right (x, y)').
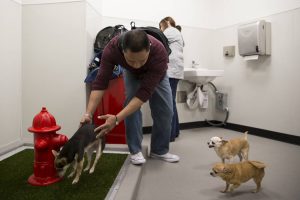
top-left (238, 20), bottom-right (271, 57)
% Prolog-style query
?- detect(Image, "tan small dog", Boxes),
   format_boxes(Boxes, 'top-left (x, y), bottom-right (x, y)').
top-left (207, 131), bottom-right (249, 163)
top-left (210, 161), bottom-right (266, 193)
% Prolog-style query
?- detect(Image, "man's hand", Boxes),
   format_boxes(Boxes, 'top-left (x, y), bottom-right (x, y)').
top-left (81, 90), bottom-right (105, 127)
top-left (79, 113), bottom-right (92, 127)
top-left (94, 114), bottom-right (117, 136)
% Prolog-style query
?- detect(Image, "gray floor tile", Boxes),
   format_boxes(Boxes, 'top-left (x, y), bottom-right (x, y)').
top-left (136, 127), bottom-right (300, 200)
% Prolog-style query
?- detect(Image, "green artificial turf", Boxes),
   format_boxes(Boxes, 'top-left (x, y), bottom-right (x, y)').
top-left (0, 149), bottom-right (128, 200)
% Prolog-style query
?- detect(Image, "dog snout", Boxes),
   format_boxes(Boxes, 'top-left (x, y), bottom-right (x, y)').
top-left (207, 141), bottom-right (215, 148)
top-left (57, 170), bottom-right (64, 177)
top-left (210, 171), bottom-right (216, 177)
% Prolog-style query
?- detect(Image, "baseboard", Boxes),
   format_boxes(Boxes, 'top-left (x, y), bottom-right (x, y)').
top-left (143, 121), bottom-right (300, 146)
top-left (0, 139), bottom-right (24, 157)
top-left (223, 122), bottom-right (300, 146)
top-left (142, 121), bottom-right (210, 134)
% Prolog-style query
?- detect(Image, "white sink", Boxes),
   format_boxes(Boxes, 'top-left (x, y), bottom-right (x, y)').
top-left (183, 67), bottom-right (224, 85)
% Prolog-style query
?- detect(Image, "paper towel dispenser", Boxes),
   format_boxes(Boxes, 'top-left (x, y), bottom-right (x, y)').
top-left (238, 20), bottom-right (271, 56)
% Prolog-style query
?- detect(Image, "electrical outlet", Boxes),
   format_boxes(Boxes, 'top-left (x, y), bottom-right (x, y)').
top-left (216, 92), bottom-right (227, 110)
top-left (223, 46), bottom-right (235, 57)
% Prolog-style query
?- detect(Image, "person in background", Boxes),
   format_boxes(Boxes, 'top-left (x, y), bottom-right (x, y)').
top-left (80, 30), bottom-right (180, 165)
top-left (159, 16), bottom-right (184, 142)
top-left (175, 25), bottom-right (182, 32)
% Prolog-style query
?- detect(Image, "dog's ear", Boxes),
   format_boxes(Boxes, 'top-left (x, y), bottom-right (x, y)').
top-left (52, 150), bottom-right (58, 157)
top-left (223, 166), bottom-right (233, 174)
top-left (221, 140), bottom-right (228, 145)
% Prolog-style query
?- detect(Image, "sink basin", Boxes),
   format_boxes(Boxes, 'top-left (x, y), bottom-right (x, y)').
top-left (183, 67), bottom-right (224, 85)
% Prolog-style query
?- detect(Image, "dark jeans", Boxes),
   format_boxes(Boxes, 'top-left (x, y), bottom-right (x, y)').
top-left (169, 78), bottom-right (180, 141)
top-left (123, 70), bottom-right (173, 154)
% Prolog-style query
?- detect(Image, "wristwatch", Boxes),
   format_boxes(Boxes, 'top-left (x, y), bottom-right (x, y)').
top-left (115, 115), bottom-right (119, 126)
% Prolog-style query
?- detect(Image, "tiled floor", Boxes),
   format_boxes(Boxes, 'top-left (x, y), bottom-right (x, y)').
top-left (136, 127), bottom-right (300, 200)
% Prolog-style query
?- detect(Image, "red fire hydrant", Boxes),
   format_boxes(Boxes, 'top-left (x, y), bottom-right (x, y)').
top-left (27, 107), bottom-right (68, 186)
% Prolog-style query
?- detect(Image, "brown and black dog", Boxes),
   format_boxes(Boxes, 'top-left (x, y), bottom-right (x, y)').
top-left (52, 124), bottom-right (105, 184)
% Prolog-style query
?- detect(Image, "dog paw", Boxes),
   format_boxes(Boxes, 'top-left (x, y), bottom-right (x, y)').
top-left (72, 179), bottom-right (79, 184)
top-left (89, 168), bottom-right (95, 174)
top-left (84, 167), bottom-right (89, 172)
top-left (220, 190), bottom-right (227, 193)
top-left (252, 189), bottom-right (259, 193)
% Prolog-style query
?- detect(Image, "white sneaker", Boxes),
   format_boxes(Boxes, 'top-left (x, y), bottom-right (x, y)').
top-left (130, 152), bottom-right (146, 165)
top-left (150, 152), bottom-right (180, 163)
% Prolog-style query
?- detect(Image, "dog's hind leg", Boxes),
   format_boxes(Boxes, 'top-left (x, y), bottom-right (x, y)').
top-left (84, 148), bottom-right (94, 172)
top-left (252, 170), bottom-right (265, 193)
top-left (89, 141), bottom-right (102, 174)
top-left (72, 158), bottom-right (84, 184)
top-left (252, 179), bottom-right (261, 193)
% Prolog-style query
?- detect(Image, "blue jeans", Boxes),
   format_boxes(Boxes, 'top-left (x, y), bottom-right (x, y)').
top-left (169, 78), bottom-right (180, 141)
top-left (123, 70), bottom-right (173, 155)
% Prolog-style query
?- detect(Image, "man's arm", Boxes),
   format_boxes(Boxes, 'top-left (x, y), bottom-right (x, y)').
top-left (116, 97), bottom-right (143, 122)
top-left (96, 97), bottom-right (144, 134)
top-left (86, 90), bottom-right (105, 116)
top-left (80, 90), bottom-right (105, 124)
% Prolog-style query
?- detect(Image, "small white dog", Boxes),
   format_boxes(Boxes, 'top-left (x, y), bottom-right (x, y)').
top-left (207, 131), bottom-right (249, 163)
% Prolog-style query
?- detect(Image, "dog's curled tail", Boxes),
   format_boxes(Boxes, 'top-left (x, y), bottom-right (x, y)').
top-left (249, 161), bottom-right (266, 169)
top-left (244, 131), bottom-right (248, 140)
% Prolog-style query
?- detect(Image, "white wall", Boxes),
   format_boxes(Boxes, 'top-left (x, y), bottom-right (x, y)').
top-left (21, 0), bottom-right (87, 142)
top-left (101, 0), bottom-right (217, 29)
top-left (212, 8), bottom-right (300, 136)
top-left (0, 0), bottom-right (22, 152)
top-left (21, 0), bottom-right (82, 4)
top-left (86, 1), bottom-right (103, 69)
top-left (214, 0), bottom-right (300, 28)
top-left (100, 0), bottom-right (300, 29)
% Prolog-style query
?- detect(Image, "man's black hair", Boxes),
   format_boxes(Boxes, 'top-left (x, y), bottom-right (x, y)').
top-left (122, 30), bottom-right (150, 52)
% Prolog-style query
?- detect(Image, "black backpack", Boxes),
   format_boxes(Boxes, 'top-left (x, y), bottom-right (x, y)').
top-left (94, 25), bottom-right (127, 53)
top-left (130, 21), bottom-right (171, 55)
